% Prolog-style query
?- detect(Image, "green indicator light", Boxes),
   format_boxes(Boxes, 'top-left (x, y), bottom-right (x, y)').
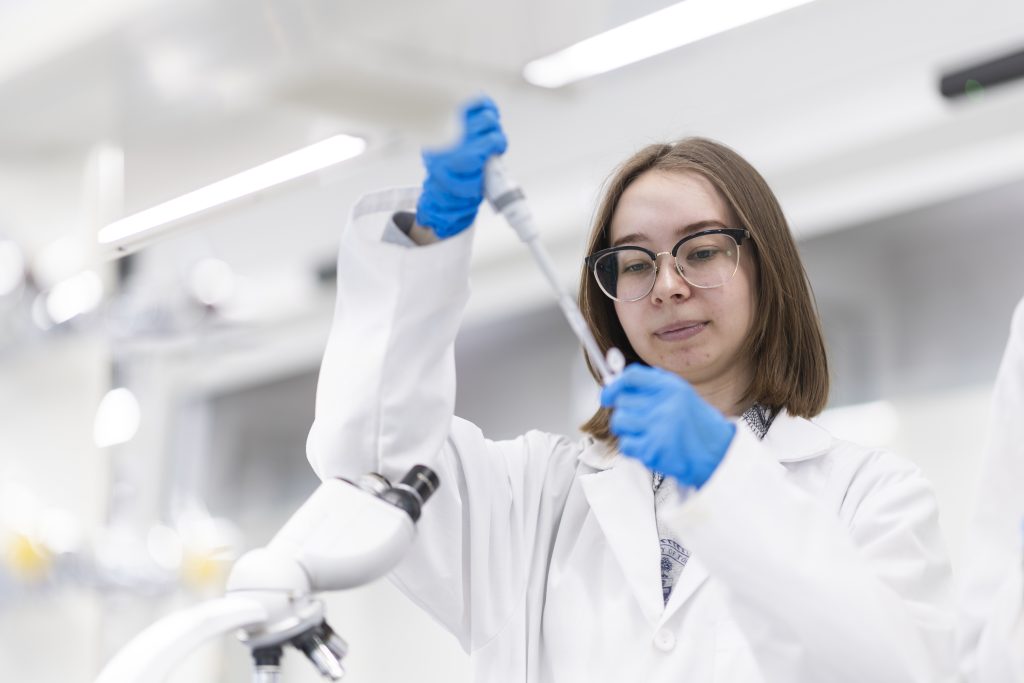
top-left (965, 79), bottom-right (985, 98)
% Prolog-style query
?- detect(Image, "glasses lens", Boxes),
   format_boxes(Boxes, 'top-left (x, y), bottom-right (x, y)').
top-left (593, 249), bottom-right (655, 301)
top-left (677, 233), bottom-right (740, 288)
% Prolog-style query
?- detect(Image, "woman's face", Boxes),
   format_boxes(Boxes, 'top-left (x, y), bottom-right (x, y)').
top-left (608, 170), bottom-right (757, 412)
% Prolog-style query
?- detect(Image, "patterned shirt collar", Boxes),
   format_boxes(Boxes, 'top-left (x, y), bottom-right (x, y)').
top-left (741, 402), bottom-right (776, 440)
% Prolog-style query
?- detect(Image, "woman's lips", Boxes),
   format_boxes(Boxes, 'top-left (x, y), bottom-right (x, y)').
top-left (654, 321), bottom-right (708, 341)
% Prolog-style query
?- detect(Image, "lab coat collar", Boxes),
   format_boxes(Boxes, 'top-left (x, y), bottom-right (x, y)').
top-left (577, 443), bottom-right (715, 627)
top-left (579, 456), bottom-right (664, 626)
top-left (577, 409), bottom-right (833, 471)
top-left (761, 409), bottom-right (833, 462)
top-left (577, 438), bottom-right (620, 472)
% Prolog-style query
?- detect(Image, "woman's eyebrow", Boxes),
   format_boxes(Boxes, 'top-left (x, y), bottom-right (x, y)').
top-left (611, 220), bottom-right (728, 247)
top-left (611, 231), bottom-right (649, 247)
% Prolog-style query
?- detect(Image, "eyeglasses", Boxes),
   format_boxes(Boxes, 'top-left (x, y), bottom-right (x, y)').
top-left (585, 228), bottom-right (751, 302)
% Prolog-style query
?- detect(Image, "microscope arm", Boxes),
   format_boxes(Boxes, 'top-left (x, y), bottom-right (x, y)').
top-left (94, 597), bottom-right (269, 683)
top-left (94, 467), bottom-right (438, 683)
top-left (241, 477), bottom-right (418, 595)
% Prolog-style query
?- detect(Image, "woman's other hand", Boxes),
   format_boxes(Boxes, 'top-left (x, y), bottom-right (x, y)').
top-left (601, 364), bottom-right (736, 488)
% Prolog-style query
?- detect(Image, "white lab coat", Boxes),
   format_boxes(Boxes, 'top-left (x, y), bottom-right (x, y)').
top-left (959, 296), bottom-right (1024, 683)
top-left (307, 187), bottom-right (957, 683)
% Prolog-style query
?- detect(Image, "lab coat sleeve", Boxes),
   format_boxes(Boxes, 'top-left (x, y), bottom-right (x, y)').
top-left (306, 186), bottom-right (471, 481)
top-left (959, 295), bottom-right (1024, 683)
top-left (664, 427), bottom-right (956, 683)
top-left (306, 187), bottom-right (581, 652)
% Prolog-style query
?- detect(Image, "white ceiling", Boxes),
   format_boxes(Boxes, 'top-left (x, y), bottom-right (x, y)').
top-left (2, 0), bottom-right (1024, 313)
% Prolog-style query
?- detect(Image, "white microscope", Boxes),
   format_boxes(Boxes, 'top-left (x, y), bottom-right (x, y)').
top-left (95, 465), bottom-right (439, 683)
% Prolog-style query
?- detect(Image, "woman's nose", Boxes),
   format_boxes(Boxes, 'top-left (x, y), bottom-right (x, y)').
top-left (650, 253), bottom-right (691, 302)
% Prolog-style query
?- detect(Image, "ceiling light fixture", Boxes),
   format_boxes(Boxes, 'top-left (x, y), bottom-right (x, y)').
top-left (523, 0), bottom-right (819, 88)
top-left (98, 134), bottom-right (366, 255)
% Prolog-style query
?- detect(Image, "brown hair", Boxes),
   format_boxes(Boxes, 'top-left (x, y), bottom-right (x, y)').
top-left (579, 138), bottom-right (829, 441)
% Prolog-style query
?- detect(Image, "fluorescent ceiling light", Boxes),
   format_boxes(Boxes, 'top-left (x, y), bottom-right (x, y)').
top-left (98, 134), bottom-right (366, 250)
top-left (523, 0), bottom-right (819, 88)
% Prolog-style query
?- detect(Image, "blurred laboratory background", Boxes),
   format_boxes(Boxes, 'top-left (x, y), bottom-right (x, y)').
top-left (2, 0), bottom-right (1024, 680)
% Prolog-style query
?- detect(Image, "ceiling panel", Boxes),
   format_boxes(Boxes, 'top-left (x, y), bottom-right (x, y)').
top-left (1, 0), bottom-right (1023, 286)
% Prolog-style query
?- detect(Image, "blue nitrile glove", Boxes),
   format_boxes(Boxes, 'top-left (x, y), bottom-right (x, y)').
top-left (416, 96), bottom-right (509, 238)
top-left (600, 364), bottom-right (736, 489)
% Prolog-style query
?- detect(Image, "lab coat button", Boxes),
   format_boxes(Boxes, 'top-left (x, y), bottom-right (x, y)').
top-left (653, 629), bottom-right (676, 652)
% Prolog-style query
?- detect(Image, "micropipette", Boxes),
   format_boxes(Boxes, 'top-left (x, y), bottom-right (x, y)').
top-left (484, 158), bottom-right (624, 385)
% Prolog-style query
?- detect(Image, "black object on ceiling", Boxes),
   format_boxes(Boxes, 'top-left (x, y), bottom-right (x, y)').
top-left (940, 46), bottom-right (1024, 99)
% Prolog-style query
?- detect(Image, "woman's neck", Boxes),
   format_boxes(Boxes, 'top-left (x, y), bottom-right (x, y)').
top-left (693, 370), bottom-right (754, 418)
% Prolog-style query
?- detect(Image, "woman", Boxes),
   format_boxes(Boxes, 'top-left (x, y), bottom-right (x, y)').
top-left (306, 98), bottom-right (956, 682)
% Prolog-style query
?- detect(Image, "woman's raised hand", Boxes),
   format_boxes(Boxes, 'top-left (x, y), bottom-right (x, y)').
top-left (416, 96), bottom-right (508, 239)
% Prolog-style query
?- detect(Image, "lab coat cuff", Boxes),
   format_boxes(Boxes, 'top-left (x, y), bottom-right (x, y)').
top-left (347, 187), bottom-right (475, 279)
top-left (351, 186), bottom-right (419, 219)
